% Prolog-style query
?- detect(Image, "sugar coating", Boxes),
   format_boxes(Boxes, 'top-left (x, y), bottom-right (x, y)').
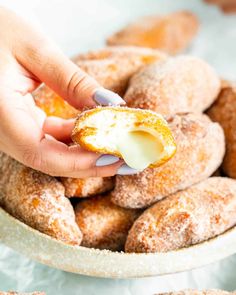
top-left (0, 153), bottom-right (82, 245)
top-left (157, 290), bottom-right (236, 295)
top-left (72, 106), bottom-right (176, 168)
top-left (207, 84), bottom-right (236, 178)
top-left (61, 176), bottom-right (114, 197)
top-left (75, 46), bottom-right (166, 95)
top-left (33, 85), bottom-right (79, 119)
top-left (74, 195), bottom-right (141, 251)
top-left (125, 177), bottom-right (236, 253)
top-left (124, 56), bottom-right (220, 115)
top-left (111, 112), bottom-right (225, 208)
top-left (107, 11), bottom-right (199, 55)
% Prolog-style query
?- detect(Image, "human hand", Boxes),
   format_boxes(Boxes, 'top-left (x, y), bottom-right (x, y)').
top-left (0, 7), bottom-right (134, 178)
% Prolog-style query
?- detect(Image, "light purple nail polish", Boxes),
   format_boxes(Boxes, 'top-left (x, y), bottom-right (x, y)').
top-left (96, 155), bottom-right (120, 167)
top-left (94, 88), bottom-right (125, 106)
top-left (116, 164), bottom-right (140, 175)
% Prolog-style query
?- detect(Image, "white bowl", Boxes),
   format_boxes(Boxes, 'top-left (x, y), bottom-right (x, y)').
top-left (1, 206), bottom-right (236, 278)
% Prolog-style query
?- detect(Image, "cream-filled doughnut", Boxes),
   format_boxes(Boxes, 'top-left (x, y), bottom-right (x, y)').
top-left (72, 106), bottom-right (176, 170)
top-left (111, 113), bottom-right (225, 208)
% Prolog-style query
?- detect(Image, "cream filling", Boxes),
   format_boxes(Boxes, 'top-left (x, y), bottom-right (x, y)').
top-left (116, 130), bottom-right (164, 170)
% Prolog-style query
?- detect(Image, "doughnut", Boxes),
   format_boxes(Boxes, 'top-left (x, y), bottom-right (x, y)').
top-left (75, 46), bottom-right (166, 95)
top-left (106, 11), bottom-right (199, 54)
top-left (157, 290), bottom-right (236, 295)
top-left (74, 195), bottom-right (141, 251)
top-left (61, 176), bottom-right (114, 197)
top-left (72, 106), bottom-right (176, 170)
top-left (33, 85), bottom-right (79, 119)
top-left (0, 153), bottom-right (82, 245)
top-left (124, 56), bottom-right (220, 116)
top-left (207, 84), bottom-right (236, 178)
top-left (204, 0), bottom-right (236, 13)
top-left (125, 177), bottom-right (236, 253)
top-left (111, 113), bottom-right (225, 208)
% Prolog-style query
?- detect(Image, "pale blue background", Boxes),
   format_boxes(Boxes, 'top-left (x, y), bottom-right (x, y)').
top-left (0, 0), bottom-right (236, 294)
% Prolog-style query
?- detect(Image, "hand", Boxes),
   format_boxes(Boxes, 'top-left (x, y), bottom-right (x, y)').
top-left (0, 7), bottom-right (129, 178)
top-left (205, 0), bottom-right (236, 13)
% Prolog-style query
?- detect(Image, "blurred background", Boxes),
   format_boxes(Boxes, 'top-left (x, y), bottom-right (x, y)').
top-left (0, 0), bottom-right (236, 294)
top-left (1, 0), bottom-right (236, 79)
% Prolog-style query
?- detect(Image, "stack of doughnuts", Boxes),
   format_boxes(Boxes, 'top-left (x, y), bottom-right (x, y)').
top-left (1, 10), bottom-right (236, 254)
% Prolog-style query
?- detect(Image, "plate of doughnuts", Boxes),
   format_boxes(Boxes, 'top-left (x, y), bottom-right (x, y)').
top-left (1, 9), bottom-right (236, 279)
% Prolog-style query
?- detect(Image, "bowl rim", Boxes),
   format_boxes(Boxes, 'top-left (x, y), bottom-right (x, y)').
top-left (1, 206), bottom-right (236, 278)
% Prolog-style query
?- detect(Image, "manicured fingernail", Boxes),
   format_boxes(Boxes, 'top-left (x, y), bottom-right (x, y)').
top-left (93, 88), bottom-right (126, 106)
top-left (96, 155), bottom-right (120, 167)
top-left (116, 164), bottom-right (140, 175)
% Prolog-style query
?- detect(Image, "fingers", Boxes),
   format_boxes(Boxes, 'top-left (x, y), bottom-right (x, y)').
top-left (43, 117), bottom-right (75, 142)
top-left (26, 136), bottom-right (123, 177)
top-left (8, 9), bottom-right (125, 110)
top-left (0, 90), bottom-right (125, 177)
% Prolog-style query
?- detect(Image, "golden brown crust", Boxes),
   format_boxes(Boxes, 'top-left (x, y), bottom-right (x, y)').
top-left (72, 106), bottom-right (176, 169)
top-left (157, 290), bottom-right (236, 295)
top-left (74, 195), bottom-right (141, 251)
top-left (75, 46), bottom-right (166, 95)
top-left (124, 56), bottom-right (220, 115)
top-left (207, 84), bottom-right (236, 178)
top-left (125, 177), bottom-right (236, 253)
top-left (33, 85), bottom-right (79, 119)
top-left (61, 176), bottom-right (114, 198)
top-left (111, 113), bottom-right (225, 208)
top-left (107, 11), bottom-right (199, 54)
top-left (0, 153), bottom-right (82, 245)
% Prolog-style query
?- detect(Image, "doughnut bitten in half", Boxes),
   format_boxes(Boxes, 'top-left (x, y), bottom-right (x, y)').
top-left (111, 113), bottom-right (225, 208)
top-left (72, 106), bottom-right (176, 171)
top-left (107, 11), bottom-right (199, 54)
top-left (0, 153), bottom-right (82, 245)
top-left (125, 177), bottom-right (236, 253)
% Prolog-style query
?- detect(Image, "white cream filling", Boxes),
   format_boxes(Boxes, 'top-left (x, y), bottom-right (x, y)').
top-left (116, 130), bottom-right (164, 170)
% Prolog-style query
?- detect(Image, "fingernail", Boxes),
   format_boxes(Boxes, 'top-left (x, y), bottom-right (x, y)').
top-left (93, 88), bottom-right (126, 106)
top-left (96, 155), bottom-right (120, 167)
top-left (116, 164), bottom-right (140, 175)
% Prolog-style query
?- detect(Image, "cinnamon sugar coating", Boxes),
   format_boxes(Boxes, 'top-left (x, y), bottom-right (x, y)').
top-left (124, 56), bottom-right (220, 115)
top-left (33, 85), bottom-right (79, 119)
top-left (75, 46), bottom-right (166, 95)
top-left (125, 177), bottom-right (236, 253)
top-left (111, 113), bottom-right (225, 208)
top-left (61, 176), bottom-right (114, 198)
top-left (75, 195), bottom-right (141, 251)
top-left (107, 11), bottom-right (199, 55)
top-left (207, 84), bottom-right (236, 178)
top-left (157, 290), bottom-right (236, 295)
top-left (0, 153), bottom-right (82, 245)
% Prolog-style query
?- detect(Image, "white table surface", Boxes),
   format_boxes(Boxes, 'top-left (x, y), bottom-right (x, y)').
top-left (0, 0), bottom-right (236, 294)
